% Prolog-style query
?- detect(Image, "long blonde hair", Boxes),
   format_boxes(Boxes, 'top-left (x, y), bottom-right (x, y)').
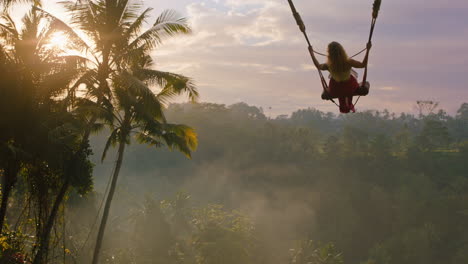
top-left (327, 42), bottom-right (351, 73)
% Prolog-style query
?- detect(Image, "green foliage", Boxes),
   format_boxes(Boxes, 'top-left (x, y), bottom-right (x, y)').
top-left (289, 240), bottom-right (343, 264)
top-left (104, 194), bottom-right (257, 264)
top-left (131, 198), bottom-right (177, 264)
top-left (0, 8), bottom-right (95, 263)
top-left (94, 102), bottom-right (467, 264)
top-left (415, 119), bottom-right (451, 151)
top-left (0, 231), bottom-right (31, 264)
top-left (192, 205), bottom-right (256, 264)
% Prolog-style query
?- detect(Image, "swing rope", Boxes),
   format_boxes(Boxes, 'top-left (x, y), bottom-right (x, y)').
top-left (314, 47), bottom-right (367, 59)
top-left (355, 0), bottom-right (381, 107)
top-left (286, 0), bottom-right (381, 109)
top-left (286, 0), bottom-right (339, 107)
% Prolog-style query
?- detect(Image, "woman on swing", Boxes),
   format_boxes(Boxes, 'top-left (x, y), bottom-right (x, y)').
top-left (309, 41), bottom-right (372, 113)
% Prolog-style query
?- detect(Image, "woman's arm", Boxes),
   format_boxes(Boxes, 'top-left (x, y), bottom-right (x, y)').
top-left (308, 46), bottom-right (328, 71)
top-left (349, 58), bottom-right (366, 68)
top-left (349, 42), bottom-right (372, 69)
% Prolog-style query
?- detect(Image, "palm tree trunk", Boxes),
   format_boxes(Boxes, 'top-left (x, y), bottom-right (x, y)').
top-left (32, 179), bottom-right (69, 264)
top-left (91, 140), bottom-right (126, 264)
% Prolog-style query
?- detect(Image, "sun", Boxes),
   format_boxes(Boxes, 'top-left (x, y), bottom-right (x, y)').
top-left (47, 32), bottom-right (70, 50)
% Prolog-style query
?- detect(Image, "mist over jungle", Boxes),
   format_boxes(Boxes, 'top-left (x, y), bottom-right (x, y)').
top-left (80, 102), bottom-right (468, 264)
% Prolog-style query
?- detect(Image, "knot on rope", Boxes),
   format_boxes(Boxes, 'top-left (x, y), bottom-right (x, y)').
top-left (293, 12), bottom-right (306, 32)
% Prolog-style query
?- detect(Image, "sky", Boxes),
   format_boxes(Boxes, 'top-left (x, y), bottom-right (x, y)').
top-left (32, 0), bottom-right (468, 116)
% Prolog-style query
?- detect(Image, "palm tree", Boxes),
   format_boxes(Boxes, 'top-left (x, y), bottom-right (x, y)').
top-left (56, 0), bottom-right (197, 172)
top-left (90, 55), bottom-right (198, 263)
top-left (56, 1), bottom-right (198, 262)
top-left (60, 0), bottom-right (195, 111)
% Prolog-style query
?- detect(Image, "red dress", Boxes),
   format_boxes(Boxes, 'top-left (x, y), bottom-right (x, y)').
top-left (328, 75), bottom-right (359, 113)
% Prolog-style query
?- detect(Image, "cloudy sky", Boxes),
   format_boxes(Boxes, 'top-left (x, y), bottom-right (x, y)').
top-left (39, 0), bottom-right (468, 116)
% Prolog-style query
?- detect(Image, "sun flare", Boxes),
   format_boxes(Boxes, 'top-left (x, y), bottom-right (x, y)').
top-left (48, 32), bottom-right (69, 50)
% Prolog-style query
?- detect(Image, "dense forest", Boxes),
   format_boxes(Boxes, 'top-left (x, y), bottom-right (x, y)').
top-left (1, 0), bottom-right (468, 264)
top-left (84, 102), bottom-right (468, 264)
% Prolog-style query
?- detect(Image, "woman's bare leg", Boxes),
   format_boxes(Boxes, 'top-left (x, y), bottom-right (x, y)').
top-left (348, 96), bottom-right (355, 112)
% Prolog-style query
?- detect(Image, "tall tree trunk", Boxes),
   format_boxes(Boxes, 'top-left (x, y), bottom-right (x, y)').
top-left (0, 178), bottom-right (13, 234)
top-left (0, 165), bottom-right (18, 234)
top-left (91, 140), bottom-right (126, 264)
top-left (33, 179), bottom-right (69, 264)
top-left (32, 128), bottom-right (94, 263)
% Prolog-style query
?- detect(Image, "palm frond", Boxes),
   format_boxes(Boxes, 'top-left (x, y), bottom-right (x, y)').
top-left (90, 122), bottom-right (105, 133)
top-left (134, 131), bottom-right (163, 147)
top-left (128, 9), bottom-right (191, 52)
top-left (20, 6), bottom-right (41, 40)
top-left (60, 0), bottom-right (102, 49)
top-left (130, 68), bottom-right (198, 103)
top-left (39, 67), bottom-right (81, 98)
top-left (154, 9), bottom-right (191, 34)
top-left (0, 12), bottom-right (18, 35)
top-left (161, 124), bottom-right (197, 158)
top-left (0, 0), bottom-right (38, 8)
top-left (122, 7), bottom-right (152, 41)
top-left (60, 54), bottom-right (95, 67)
top-left (113, 71), bottom-right (165, 122)
top-left (0, 13), bottom-right (19, 46)
top-left (34, 6), bottom-right (92, 53)
top-left (70, 68), bottom-right (98, 95)
top-left (74, 98), bottom-right (115, 125)
top-left (140, 121), bottom-right (197, 158)
top-left (128, 68), bottom-right (199, 104)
